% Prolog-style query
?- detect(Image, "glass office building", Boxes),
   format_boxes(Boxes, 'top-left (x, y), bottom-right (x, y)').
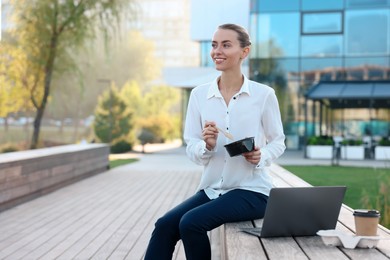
top-left (194, 0), bottom-right (390, 149)
top-left (245, 0), bottom-right (390, 148)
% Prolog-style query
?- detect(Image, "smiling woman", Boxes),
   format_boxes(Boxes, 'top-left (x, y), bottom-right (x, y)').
top-left (144, 23), bottom-right (286, 260)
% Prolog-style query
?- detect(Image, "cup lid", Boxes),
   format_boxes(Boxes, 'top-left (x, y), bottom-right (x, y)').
top-left (353, 209), bottom-right (380, 217)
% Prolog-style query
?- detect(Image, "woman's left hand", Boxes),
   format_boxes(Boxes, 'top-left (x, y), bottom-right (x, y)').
top-left (243, 146), bottom-right (261, 165)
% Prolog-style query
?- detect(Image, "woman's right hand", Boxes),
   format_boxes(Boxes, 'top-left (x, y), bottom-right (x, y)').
top-left (203, 121), bottom-right (218, 150)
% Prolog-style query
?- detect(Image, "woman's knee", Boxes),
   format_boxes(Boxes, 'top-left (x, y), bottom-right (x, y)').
top-left (179, 210), bottom-right (208, 236)
top-left (154, 214), bottom-right (178, 235)
top-left (179, 212), bottom-right (195, 235)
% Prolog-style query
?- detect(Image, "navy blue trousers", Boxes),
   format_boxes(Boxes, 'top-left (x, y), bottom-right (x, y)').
top-left (144, 189), bottom-right (268, 260)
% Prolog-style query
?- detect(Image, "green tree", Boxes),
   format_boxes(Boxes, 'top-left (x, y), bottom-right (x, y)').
top-left (120, 80), bottom-right (144, 143)
top-left (139, 85), bottom-right (181, 142)
top-left (44, 30), bottom-right (159, 141)
top-left (0, 43), bottom-right (34, 131)
top-left (7, 0), bottom-right (135, 149)
top-left (93, 85), bottom-right (133, 145)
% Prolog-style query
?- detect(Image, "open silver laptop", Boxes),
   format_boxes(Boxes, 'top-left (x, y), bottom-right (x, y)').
top-left (241, 186), bottom-right (347, 238)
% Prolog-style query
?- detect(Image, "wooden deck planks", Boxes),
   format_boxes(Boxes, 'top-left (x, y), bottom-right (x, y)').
top-left (1, 170), bottom-right (142, 259)
top-left (254, 219), bottom-right (308, 260)
top-left (83, 171), bottom-right (182, 260)
top-left (0, 153), bottom-right (207, 260)
top-left (44, 170), bottom-right (164, 259)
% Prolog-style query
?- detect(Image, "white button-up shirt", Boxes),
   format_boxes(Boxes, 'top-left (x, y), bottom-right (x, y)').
top-left (184, 75), bottom-right (286, 199)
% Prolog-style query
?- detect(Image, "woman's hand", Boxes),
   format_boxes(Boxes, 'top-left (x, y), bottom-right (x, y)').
top-left (243, 146), bottom-right (261, 165)
top-left (203, 121), bottom-right (218, 150)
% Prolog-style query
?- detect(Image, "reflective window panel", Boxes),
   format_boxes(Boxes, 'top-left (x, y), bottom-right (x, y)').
top-left (300, 58), bottom-right (344, 81)
top-left (302, 0), bottom-right (344, 11)
top-left (345, 57), bottom-right (390, 80)
top-left (250, 58), bottom-right (299, 83)
top-left (257, 13), bottom-right (300, 58)
top-left (346, 0), bottom-right (389, 8)
top-left (200, 41), bottom-right (213, 67)
top-left (301, 35), bottom-right (343, 57)
top-left (345, 9), bottom-right (389, 55)
top-left (302, 12), bottom-right (343, 34)
top-left (254, 0), bottom-right (299, 12)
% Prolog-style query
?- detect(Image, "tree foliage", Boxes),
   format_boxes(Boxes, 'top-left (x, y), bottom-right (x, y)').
top-left (44, 30), bottom-right (160, 136)
top-left (93, 81), bottom-right (181, 147)
top-left (0, 42), bottom-right (35, 124)
top-left (136, 85), bottom-right (181, 142)
top-left (4, 0), bottom-right (135, 148)
top-left (93, 85), bottom-right (133, 144)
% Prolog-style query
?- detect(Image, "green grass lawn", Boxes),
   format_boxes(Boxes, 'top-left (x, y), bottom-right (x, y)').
top-left (283, 165), bottom-right (390, 228)
top-left (282, 165), bottom-right (389, 209)
top-left (109, 158), bottom-right (138, 169)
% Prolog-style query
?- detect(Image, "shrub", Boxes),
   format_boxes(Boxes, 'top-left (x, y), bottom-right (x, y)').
top-left (93, 85), bottom-right (134, 146)
top-left (110, 140), bottom-right (132, 154)
top-left (0, 144), bottom-right (19, 153)
top-left (379, 137), bottom-right (390, 146)
top-left (307, 136), bottom-right (334, 146)
top-left (138, 128), bottom-right (157, 145)
top-left (341, 139), bottom-right (363, 146)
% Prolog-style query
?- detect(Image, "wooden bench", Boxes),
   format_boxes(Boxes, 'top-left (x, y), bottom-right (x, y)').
top-left (220, 164), bottom-right (390, 260)
top-left (0, 144), bottom-right (109, 212)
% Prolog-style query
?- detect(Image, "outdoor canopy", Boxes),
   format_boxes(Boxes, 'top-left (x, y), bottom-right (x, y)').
top-left (303, 81), bottom-right (390, 154)
top-left (305, 81), bottom-right (390, 109)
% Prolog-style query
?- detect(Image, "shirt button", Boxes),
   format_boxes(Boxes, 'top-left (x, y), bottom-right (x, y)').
top-left (233, 97), bottom-right (236, 100)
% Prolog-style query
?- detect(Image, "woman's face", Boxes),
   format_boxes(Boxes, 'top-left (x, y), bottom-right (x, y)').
top-left (210, 29), bottom-right (248, 72)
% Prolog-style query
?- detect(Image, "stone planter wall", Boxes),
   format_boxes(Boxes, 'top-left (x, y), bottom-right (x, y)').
top-left (341, 146), bottom-right (364, 160)
top-left (306, 145), bottom-right (333, 159)
top-left (0, 144), bottom-right (109, 212)
top-left (375, 146), bottom-right (390, 160)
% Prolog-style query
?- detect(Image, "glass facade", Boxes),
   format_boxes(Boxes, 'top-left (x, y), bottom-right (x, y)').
top-left (302, 12), bottom-right (343, 35)
top-left (200, 41), bottom-right (214, 67)
top-left (248, 0), bottom-right (390, 148)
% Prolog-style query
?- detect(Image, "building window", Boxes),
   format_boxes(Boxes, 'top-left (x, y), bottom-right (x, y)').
top-left (345, 9), bottom-right (389, 55)
top-left (300, 58), bottom-right (343, 82)
top-left (301, 0), bottom-right (344, 11)
top-left (200, 41), bottom-right (213, 67)
top-left (345, 57), bottom-right (390, 80)
top-left (250, 58), bottom-right (299, 83)
top-left (252, 0), bottom-right (299, 12)
top-left (256, 13), bottom-right (300, 58)
top-left (302, 12), bottom-right (343, 35)
top-left (346, 0), bottom-right (389, 8)
top-left (301, 35), bottom-right (343, 57)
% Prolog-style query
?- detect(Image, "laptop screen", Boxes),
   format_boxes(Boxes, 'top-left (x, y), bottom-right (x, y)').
top-left (260, 186), bottom-right (346, 237)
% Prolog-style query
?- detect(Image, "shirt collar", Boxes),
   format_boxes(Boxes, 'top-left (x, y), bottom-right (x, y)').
top-left (207, 75), bottom-right (251, 99)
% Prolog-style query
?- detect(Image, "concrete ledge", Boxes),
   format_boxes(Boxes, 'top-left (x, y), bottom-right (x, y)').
top-left (0, 144), bottom-right (110, 212)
